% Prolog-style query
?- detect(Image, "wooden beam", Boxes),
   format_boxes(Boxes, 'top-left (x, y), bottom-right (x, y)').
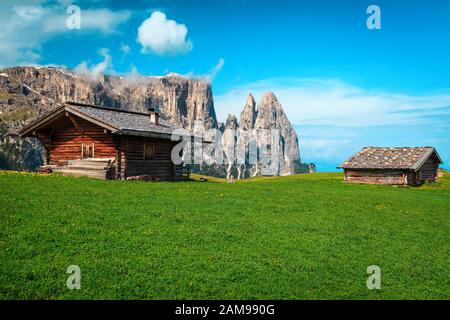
top-left (65, 107), bottom-right (118, 133)
top-left (32, 130), bottom-right (47, 140)
top-left (49, 118), bottom-right (71, 136)
top-left (67, 114), bottom-right (84, 136)
top-left (18, 105), bottom-right (66, 137)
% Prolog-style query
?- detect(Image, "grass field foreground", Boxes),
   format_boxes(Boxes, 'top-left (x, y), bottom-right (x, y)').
top-left (0, 170), bottom-right (449, 299)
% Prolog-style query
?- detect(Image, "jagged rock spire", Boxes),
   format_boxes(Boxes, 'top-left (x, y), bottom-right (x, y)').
top-left (225, 114), bottom-right (238, 130)
top-left (260, 91), bottom-right (279, 105)
top-left (255, 91), bottom-right (282, 129)
top-left (239, 93), bottom-right (257, 130)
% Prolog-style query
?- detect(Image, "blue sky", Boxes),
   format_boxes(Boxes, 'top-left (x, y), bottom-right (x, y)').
top-left (1, 0), bottom-right (449, 171)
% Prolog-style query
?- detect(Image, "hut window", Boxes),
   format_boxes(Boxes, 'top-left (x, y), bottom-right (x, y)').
top-left (144, 143), bottom-right (155, 159)
top-left (82, 143), bottom-right (94, 159)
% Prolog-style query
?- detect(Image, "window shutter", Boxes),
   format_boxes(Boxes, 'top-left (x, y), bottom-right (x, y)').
top-left (82, 143), bottom-right (95, 159)
top-left (144, 143), bottom-right (155, 159)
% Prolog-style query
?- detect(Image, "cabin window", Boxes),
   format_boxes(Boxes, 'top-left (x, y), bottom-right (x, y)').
top-left (82, 143), bottom-right (94, 159)
top-left (144, 143), bottom-right (155, 160)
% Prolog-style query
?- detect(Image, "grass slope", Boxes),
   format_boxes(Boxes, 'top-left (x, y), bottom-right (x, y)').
top-left (0, 171), bottom-right (449, 299)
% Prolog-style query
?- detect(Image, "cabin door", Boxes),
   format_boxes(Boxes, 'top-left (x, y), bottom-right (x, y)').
top-left (82, 143), bottom-right (95, 159)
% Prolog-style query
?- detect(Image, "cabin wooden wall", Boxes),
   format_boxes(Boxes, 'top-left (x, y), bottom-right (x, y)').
top-left (47, 116), bottom-right (116, 165)
top-left (122, 136), bottom-right (183, 180)
top-left (344, 169), bottom-right (408, 185)
top-left (33, 113), bottom-right (184, 180)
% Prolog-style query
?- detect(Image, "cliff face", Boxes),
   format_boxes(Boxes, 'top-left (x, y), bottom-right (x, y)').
top-left (0, 66), bottom-right (300, 176)
top-left (0, 66), bottom-right (217, 129)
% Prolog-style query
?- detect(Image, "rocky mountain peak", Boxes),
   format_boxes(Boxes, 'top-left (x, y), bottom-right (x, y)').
top-left (259, 91), bottom-right (279, 105)
top-left (246, 92), bottom-right (256, 106)
top-left (220, 92), bottom-right (300, 178)
top-left (255, 91), bottom-right (282, 129)
top-left (225, 114), bottom-right (239, 130)
top-left (239, 93), bottom-right (257, 130)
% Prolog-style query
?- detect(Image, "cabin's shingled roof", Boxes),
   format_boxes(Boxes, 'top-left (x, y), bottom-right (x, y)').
top-left (65, 102), bottom-right (179, 136)
top-left (338, 147), bottom-right (442, 171)
top-left (19, 102), bottom-right (188, 140)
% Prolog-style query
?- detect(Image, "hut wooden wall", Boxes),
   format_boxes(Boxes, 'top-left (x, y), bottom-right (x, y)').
top-left (122, 136), bottom-right (183, 180)
top-left (418, 154), bottom-right (440, 182)
top-left (344, 169), bottom-right (407, 185)
top-left (47, 116), bottom-right (116, 165)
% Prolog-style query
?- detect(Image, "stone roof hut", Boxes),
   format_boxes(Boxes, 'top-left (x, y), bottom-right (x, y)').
top-left (338, 147), bottom-right (443, 186)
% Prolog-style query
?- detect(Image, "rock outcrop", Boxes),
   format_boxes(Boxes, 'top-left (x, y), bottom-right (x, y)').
top-left (256, 92), bottom-right (300, 176)
top-left (239, 93), bottom-right (257, 130)
top-left (221, 92), bottom-right (300, 178)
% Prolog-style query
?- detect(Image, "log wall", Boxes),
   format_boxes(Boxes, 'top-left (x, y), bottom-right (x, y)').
top-left (418, 155), bottom-right (439, 182)
top-left (344, 169), bottom-right (408, 185)
top-left (34, 114), bottom-right (184, 180)
top-left (48, 117), bottom-right (116, 165)
top-left (122, 136), bottom-right (183, 180)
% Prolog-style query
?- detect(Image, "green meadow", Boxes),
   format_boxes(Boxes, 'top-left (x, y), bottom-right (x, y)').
top-left (0, 170), bottom-right (449, 299)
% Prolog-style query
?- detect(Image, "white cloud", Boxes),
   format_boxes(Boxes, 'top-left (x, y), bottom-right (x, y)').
top-left (204, 58), bottom-right (225, 82)
top-left (137, 11), bottom-right (193, 56)
top-left (164, 58), bottom-right (225, 83)
top-left (0, 2), bottom-right (131, 67)
top-left (74, 48), bottom-right (112, 81)
top-left (122, 65), bottom-right (152, 86)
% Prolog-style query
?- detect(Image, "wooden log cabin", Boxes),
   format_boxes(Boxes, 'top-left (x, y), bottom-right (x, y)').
top-left (337, 147), bottom-right (443, 186)
top-left (19, 102), bottom-right (190, 180)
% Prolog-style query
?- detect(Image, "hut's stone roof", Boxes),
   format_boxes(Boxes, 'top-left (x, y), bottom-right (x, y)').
top-left (338, 147), bottom-right (442, 170)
